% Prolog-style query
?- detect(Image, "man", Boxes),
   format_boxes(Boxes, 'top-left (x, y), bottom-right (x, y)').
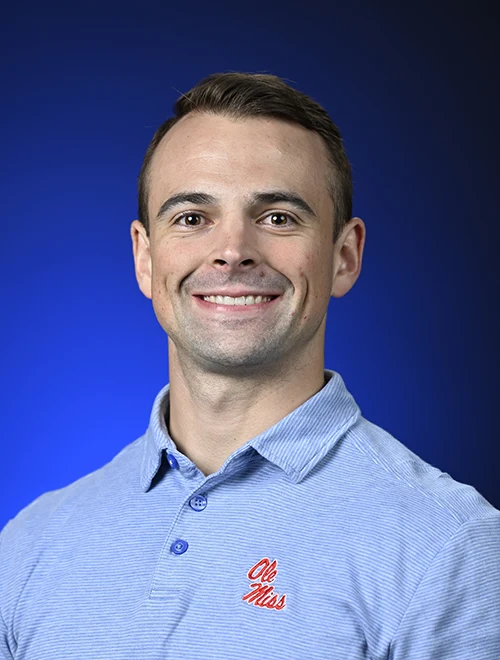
top-left (1, 72), bottom-right (499, 659)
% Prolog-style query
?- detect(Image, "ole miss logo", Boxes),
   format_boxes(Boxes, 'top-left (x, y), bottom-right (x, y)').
top-left (242, 557), bottom-right (287, 610)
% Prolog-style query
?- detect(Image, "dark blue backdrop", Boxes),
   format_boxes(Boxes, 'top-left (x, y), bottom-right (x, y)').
top-left (2, 0), bottom-right (499, 528)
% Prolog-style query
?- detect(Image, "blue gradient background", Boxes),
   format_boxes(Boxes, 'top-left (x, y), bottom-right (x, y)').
top-left (1, 0), bottom-right (499, 527)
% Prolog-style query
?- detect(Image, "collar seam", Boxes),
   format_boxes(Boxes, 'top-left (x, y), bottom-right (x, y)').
top-left (258, 407), bottom-right (361, 482)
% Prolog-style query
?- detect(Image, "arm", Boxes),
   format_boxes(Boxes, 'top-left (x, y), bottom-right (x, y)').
top-left (0, 525), bottom-right (15, 660)
top-left (389, 513), bottom-right (500, 659)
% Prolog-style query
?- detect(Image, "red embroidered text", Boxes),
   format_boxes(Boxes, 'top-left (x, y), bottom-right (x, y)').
top-left (242, 557), bottom-right (287, 610)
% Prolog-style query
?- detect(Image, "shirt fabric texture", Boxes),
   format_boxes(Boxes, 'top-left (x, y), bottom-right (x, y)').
top-left (1, 369), bottom-right (499, 659)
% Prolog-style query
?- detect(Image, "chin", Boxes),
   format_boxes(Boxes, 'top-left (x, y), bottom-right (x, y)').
top-left (195, 348), bottom-right (283, 374)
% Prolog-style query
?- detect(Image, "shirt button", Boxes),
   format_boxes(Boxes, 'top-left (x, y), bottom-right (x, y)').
top-left (189, 494), bottom-right (207, 511)
top-left (171, 539), bottom-right (189, 555)
top-left (166, 453), bottom-right (179, 469)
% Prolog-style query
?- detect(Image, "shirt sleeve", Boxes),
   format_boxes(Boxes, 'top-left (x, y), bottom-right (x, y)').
top-left (389, 512), bottom-right (500, 659)
top-left (0, 523), bottom-right (15, 660)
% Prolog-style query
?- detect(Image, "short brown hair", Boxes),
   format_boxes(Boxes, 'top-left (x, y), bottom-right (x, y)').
top-left (138, 72), bottom-right (352, 242)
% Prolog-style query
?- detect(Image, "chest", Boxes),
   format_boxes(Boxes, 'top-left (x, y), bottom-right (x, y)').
top-left (12, 479), bottom-right (389, 659)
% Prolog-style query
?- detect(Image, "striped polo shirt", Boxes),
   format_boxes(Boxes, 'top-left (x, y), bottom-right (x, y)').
top-left (1, 369), bottom-right (499, 659)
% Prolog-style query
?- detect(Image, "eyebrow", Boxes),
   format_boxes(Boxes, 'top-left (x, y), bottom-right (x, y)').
top-left (155, 190), bottom-right (317, 221)
top-left (250, 191), bottom-right (317, 217)
top-left (156, 192), bottom-right (218, 220)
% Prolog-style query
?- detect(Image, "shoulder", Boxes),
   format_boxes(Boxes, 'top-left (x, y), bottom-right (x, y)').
top-left (2, 434), bottom-right (145, 534)
top-left (325, 413), bottom-right (500, 591)
top-left (344, 415), bottom-right (498, 526)
top-left (314, 412), bottom-right (500, 585)
top-left (314, 414), bottom-right (500, 652)
top-left (0, 434), bottom-right (145, 612)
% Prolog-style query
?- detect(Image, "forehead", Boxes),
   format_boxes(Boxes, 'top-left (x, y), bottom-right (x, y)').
top-left (147, 112), bottom-right (332, 217)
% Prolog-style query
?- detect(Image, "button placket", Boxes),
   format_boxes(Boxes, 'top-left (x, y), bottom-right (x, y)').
top-left (150, 481), bottom-right (218, 597)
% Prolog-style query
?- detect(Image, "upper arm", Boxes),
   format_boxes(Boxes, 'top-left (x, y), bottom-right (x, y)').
top-left (0, 523), bottom-right (15, 660)
top-left (389, 513), bottom-right (500, 659)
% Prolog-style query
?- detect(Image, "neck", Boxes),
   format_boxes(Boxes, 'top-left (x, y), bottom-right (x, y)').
top-left (167, 341), bottom-right (326, 476)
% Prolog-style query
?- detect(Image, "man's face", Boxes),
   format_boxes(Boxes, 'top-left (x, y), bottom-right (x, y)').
top-left (132, 113), bottom-right (348, 373)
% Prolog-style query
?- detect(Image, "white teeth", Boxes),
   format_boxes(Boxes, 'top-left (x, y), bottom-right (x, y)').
top-left (202, 295), bottom-right (274, 305)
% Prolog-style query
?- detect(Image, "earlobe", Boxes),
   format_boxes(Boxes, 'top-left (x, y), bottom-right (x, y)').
top-left (130, 220), bottom-right (153, 300)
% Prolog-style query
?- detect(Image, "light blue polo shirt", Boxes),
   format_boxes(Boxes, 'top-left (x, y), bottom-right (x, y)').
top-left (1, 369), bottom-right (499, 659)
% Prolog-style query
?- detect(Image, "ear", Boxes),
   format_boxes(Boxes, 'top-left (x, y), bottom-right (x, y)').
top-left (130, 220), bottom-right (152, 300)
top-left (331, 218), bottom-right (366, 298)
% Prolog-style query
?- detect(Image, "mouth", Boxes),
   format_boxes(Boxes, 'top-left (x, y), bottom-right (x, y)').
top-left (193, 294), bottom-right (280, 312)
top-left (196, 294), bottom-right (278, 306)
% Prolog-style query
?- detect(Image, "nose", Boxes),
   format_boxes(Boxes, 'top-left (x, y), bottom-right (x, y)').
top-left (207, 220), bottom-right (262, 272)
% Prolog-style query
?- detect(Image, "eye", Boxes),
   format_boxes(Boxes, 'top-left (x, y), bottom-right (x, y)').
top-left (173, 212), bottom-right (206, 227)
top-left (260, 212), bottom-right (296, 228)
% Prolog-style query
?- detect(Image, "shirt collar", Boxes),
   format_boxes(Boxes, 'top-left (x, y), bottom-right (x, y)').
top-left (140, 369), bottom-right (361, 491)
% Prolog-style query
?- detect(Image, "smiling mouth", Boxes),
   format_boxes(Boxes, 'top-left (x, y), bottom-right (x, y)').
top-left (196, 294), bottom-right (278, 306)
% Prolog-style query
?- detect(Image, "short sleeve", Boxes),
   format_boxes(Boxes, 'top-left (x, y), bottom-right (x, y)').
top-left (389, 513), bottom-right (500, 659)
top-left (0, 523), bottom-right (15, 660)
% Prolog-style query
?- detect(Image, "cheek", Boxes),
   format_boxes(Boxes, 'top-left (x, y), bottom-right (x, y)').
top-left (283, 248), bottom-right (328, 289)
top-left (303, 247), bottom-right (331, 280)
top-left (303, 246), bottom-right (334, 300)
top-left (152, 243), bottom-right (191, 289)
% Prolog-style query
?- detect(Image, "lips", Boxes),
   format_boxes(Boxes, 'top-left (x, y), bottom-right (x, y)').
top-left (193, 294), bottom-right (280, 312)
top-left (199, 294), bottom-right (276, 306)
top-left (192, 291), bottom-right (281, 297)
